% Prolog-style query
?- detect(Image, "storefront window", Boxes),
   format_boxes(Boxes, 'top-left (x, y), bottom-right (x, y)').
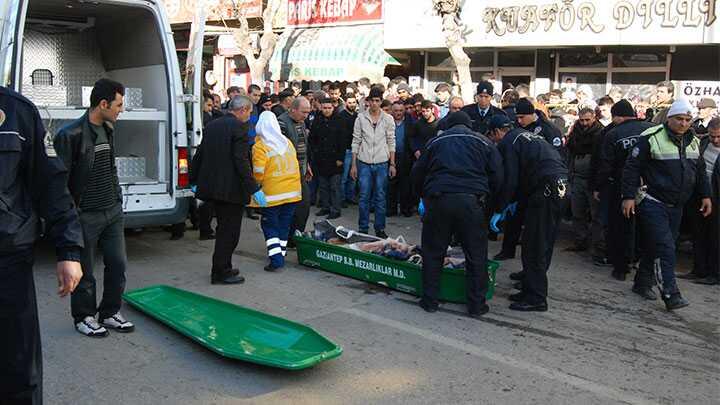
top-left (558, 72), bottom-right (606, 101)
top-left (427, 51), bottom-right (494, 68)
top-left (612, 52), bottom-right (667, 68)
top-left (559, 51), bottom-right (608, 68)
top-left (498, 51), bottom-right (534, 67)
top-left (612, 72), bottom-right (666, 102)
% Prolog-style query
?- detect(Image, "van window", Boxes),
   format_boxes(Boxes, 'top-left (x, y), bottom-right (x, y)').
top-left (0, 0), bottom-right (22, 88)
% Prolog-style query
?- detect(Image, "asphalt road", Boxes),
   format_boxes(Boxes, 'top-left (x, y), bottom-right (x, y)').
top-left (33, 209), bottom-right (719, 404)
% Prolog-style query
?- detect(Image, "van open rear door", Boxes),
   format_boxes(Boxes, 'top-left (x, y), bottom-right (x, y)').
top-left (183, 1), bottom-right (207, 153)
top-left (0, 0), bottom-right (26, 89)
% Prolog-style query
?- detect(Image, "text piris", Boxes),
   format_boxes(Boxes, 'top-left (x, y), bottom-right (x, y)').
top-left (315, 250), bottom-right (407, 279)
top-left (483, 0), bottom-right (717, 36)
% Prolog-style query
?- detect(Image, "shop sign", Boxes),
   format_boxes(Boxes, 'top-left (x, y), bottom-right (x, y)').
top-left (384, 0), bottom-right (719, 49)
top-left (162, 0), bottom-right (263, 25)
top-left (677, 81), bottom-right (720, 108)
top-left (287, 0), bottom-right (383, 27)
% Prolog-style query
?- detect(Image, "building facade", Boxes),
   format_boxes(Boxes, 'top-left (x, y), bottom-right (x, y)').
top-left (384, 0), bottom-right (719, 104)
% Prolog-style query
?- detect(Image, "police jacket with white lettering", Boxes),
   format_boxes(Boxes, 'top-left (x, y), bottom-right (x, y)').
top-left (622, 124), bottom-right (711, 206)
top-left (0, 86), bottom-right (83, 260)
top-left (411, 124), bottom-right (503, 202)
top-left (496, 128), bottom-right (568, 209)
top-left (594, 119), bottom-right (654, 192)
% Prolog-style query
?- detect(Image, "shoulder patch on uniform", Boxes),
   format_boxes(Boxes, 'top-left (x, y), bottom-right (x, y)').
top-left (631, 147), bottom-right (640, 158)
top-left (0, 108), bottom-right (5, 127)
top-left (552, 137), bottom-right (562, 147)
top-left (533, 126), bottom-right (543, 135)
top-left (44, 131), bottom-right (57, 157)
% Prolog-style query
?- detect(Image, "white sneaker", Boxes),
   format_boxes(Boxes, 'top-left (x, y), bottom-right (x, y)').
top-left (100, 312), bottom-right (135, 333)
top-left (76, 316), bottom-right (109, 338)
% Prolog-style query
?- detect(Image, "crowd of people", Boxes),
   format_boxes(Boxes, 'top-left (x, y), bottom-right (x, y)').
top-left (190, 77), bottom-right (717, 314)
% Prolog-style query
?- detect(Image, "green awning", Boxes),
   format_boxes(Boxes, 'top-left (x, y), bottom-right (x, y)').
top-left (269, 24), bottom-right (399, 83)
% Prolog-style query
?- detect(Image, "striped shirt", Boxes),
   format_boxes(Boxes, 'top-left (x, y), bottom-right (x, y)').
top-left (80, 124), bottom-right (117, 211)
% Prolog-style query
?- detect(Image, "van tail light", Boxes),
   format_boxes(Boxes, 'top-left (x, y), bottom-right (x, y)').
top-left (178, 147), bottom-right (189, 188)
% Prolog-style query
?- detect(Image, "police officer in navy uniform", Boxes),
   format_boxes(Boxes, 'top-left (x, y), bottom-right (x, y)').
top-left (461, 81), bottom-right (507, 136)
top-left (487, 115), bottom-right (568, 312)
top-left (622, 99), bottom-right (712, 310)
top-left (0, 86), bottom-right (84, 404)
top-left (515, 98), bottom-right (565, 154)
top-left (412, 111), bottom-right (504, 318)
top-left (594, 100), bottom-right (654, 283)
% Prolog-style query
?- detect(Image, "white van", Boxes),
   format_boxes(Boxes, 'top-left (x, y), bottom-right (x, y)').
top-left (0, 0), bottom-right (197, 228)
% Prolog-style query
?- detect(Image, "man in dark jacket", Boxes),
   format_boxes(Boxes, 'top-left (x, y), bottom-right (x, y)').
top-left (1, 86), bottom-right (83, 404)
top-left (412, 111), bottom-right (503, 317)
top-left (566, 108), bottom-right (606, 262)
top-left (338, 94), bottom-right (359, 204)
top-left (461, 81), bottom-right (506, 136)
top-left (488, 115), bottom-right (569, 312)
top-left (595, 100), bottom-right (654, 282)
top-left (685, 118), bottom-right (720, 285)
top-left (515, 98), bottom-right (564, 153)
top-left (622, 99), bottom-right (712, 310)
top-left (54, 79), bottom-right (135, 337)
top-left (387, 101), bottom-right (413, 217)
top-left (308, 98), bottom-right (346, 219)
top-left (191, 96), bottom-right (263, 285)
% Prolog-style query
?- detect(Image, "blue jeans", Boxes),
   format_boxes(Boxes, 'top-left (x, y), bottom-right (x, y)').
top-left (261, 203), bottom-right (298, 268)
top-left (342, 150), bottom-right (356, 201)
top-left (357, 161), bottom-right (388, 232)
top-left (636, 198), bottom-right (683, 294)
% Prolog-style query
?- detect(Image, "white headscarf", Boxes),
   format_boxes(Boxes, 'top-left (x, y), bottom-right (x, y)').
top-left (256, 111), bottom-right (289, 155)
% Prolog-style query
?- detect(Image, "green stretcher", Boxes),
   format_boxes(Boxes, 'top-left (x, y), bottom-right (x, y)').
top-left (123, 285), bottom-right (342, 370)
top-left (294, 236), bottom-right (499, 302)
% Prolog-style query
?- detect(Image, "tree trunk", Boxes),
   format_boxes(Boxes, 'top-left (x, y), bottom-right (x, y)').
top-left (434, 0), bottom-right (475, 104)
top-left (232, 0), bottom-right (282, 85)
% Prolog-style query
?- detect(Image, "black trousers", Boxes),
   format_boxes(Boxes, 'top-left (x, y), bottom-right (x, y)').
top-left (0, 252), bottom-right (42, 405)
top-left (607, 184), bottom-right (637, 275)
top-left (521, 178), bottom-right (567, 304)
top-left (290, 180), bottom-right (311, 238)
top-left (500, 203), bottom-right (525, 256)
top-left (387, 171), bottom-right (413, 215)
top-left (693, 201), bottom-right (719, 278)
top-left (197, 200), bottom-right (215, 236)
top-left (72, 203), bottom-right (127, 323)
top-left (421, 194), bottom-right (489, 313)
top-left (211, 201), bottom-right (245, 274)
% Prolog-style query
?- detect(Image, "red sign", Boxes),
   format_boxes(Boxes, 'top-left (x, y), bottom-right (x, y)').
top-left (287, 0), bottom-right (383, 27)
top-left (163, 0), bottom-right (263, 24)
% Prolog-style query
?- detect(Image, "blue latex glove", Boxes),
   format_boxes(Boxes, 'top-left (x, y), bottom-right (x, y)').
top-left (418, 200), bottom-right (425, 217)
top-left (191, 185), bottom-right (197, 193)
top-left (490, 212), bottom-right (505, 233)
top-left (253, 190), bottom-right (268, 207)
top-left (503, 202), bottom-right (518, 217)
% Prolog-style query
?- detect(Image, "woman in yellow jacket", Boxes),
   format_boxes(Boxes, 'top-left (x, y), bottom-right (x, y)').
top-left (250, 111), bottom-right (302, 271)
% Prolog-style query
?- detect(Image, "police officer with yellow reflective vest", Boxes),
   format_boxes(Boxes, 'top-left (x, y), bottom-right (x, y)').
top-left (487, 114), bottom-right (569, 312)
top-left (0, 86), bottom-right (84, 404)
top-left (622, 99), bottom-right (712, 311)
top-left (412, 111), bottom-right (503, 318)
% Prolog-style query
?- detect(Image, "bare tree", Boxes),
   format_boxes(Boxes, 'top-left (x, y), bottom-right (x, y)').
top-left (220, 0), bottom-right (283, 85)
top-left (433, 0), bottom-right (474, 104)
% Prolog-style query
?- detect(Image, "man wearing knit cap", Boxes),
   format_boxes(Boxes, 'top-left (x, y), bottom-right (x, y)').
top-left (396, 83), bottom-right (412, 103)
top-left (461, 80), bottom-right (506, 136)
top-left (595, 99), bottom-right (655, 284)
top-left (622, 99), bottom-right (713, 310)
top-left (515, 98), bottom-right (564, 154)
top-left (692, 98), bottom-right (717, 136)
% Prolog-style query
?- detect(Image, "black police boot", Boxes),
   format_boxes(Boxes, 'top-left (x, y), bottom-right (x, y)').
top-left (508, 292), bottom-right (526, 302)
top-left (468, 303), bottom-right (490, 319)
top-left (509, 271), bottom-right (525, 281)
top-left (493, 251), bottom-right (515, 261)
top-left (662, 292), bottom-right (689, 311)
top-left (211, 269), bottom-right (245, 285)
top-left (418, 299), bottom-right (438, 313)
top-left (631, 285), bottom-right (657, 300)
top-left (509, 301), bottom-right (548, 312)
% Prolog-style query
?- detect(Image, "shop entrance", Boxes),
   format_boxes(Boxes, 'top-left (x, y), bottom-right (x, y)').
top-left (498, 67), bottom-right (535, 95)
